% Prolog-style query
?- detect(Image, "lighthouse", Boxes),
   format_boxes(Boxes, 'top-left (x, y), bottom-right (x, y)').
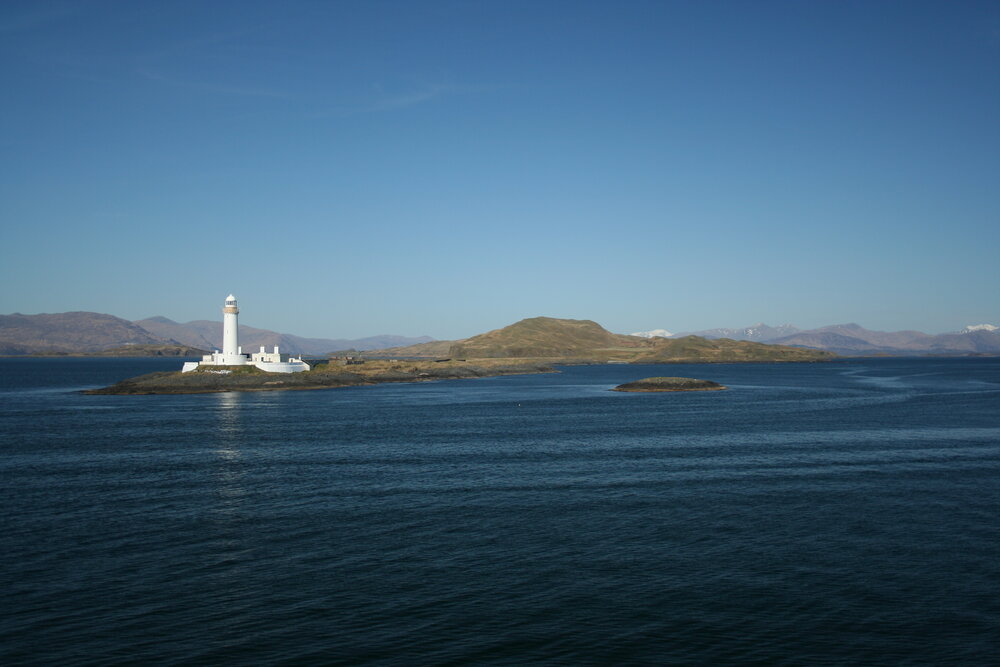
top-left (181, 294), bottom-right (311, 373)
top-left (221, 294), bottom-right (241, 364)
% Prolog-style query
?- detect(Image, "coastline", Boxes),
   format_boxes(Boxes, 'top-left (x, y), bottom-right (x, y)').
top-left (83, 359), bottom-right (557, 395)
top-left (82, 353), bottom-right (837, 396)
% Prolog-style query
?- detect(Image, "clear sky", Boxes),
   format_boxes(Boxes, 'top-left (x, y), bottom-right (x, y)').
top-left (1, 0), bottom-right (997, 339)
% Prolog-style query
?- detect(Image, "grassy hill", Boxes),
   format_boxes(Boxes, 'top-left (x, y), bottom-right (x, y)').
top-left (368, 317), bottom-right (835, 363)
top-left (449, 317), bottom-right (646, 359)
top-left (365, 339), bottom-right (454, 359)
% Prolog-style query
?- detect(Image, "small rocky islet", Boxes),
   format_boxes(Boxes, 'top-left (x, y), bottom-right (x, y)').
top-left (612, 376), bottom-right (727, 392)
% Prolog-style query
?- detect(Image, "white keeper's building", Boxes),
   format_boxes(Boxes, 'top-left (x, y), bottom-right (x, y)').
top-left (181, 295), bottom-right (311, 373)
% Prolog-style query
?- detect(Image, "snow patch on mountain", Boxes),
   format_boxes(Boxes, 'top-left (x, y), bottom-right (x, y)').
top-left (630, 329), bottom-right (674, 338)
top-left (962, 324), bottom-right (998, 333)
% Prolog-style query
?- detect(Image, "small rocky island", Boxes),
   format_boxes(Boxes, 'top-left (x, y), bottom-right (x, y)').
top-left (613, 376), bottom-right (727, 392)
top-left (85, 359), bottom-right (555, 395)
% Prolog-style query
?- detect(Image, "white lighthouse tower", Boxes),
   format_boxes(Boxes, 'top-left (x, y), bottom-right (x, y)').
top-left (221, 294), bottom-right (242, 364)
top-left (181, 294), bottom-right (310, 373)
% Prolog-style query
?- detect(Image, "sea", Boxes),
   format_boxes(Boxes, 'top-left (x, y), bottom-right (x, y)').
top-left (1, 357), bottom-right (998, 665)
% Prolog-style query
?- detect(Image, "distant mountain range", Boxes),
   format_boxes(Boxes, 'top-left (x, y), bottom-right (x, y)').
top-left (3, 310), bottom-right (997, 357)
top-left (0, 311), bottom-right (433, 356)
top-left (134, 317), bottom-right (432, 356)
top-left (650, 322), bottom-right (1000, 355)
top-left (0, 312), bottom-right (165, 355)
top-left (671, 323), bottom-right (802, 341)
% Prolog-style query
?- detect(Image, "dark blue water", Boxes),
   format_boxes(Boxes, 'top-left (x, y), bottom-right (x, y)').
top-left (1, 357), bottom-right (998, 664)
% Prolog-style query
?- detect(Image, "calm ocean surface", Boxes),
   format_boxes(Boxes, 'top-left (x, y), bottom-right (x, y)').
top-left (1, 357), bottom-right (998, 665)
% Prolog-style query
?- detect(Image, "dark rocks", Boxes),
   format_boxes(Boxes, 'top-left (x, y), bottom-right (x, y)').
top-left (613, 377), bottom-right (727, 392)
top-left (84, 361), bottom-right (556, 395)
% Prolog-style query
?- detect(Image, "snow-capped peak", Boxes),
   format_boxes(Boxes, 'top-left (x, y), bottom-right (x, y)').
top-left (962, 323), bottom-right (998, 333)
top-left (630, 329), bottom-right (674, 339)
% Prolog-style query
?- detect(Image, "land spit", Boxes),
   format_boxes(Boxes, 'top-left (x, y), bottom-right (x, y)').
top-left (84, 359), bottom-right (556, 395)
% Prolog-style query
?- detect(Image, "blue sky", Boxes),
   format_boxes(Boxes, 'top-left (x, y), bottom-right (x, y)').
top-left (2, 0), bottom-right (997, 339)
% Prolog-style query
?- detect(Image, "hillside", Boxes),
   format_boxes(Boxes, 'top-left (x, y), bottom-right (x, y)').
top-left (769, 324), bottom-right (1000, 355)
top-left (368, 317), bottom-right (834, 363)
top-left (926, 330), bottom-right (1000, 354)
top-left (0, 312), bottom-right (171, 354)
top-left (767, 332), bottom-right (890, 355)
top-left (133, 317), bottom-right (216, 350)
top-left (0, 310), bottom-right (435, 357)
top-left (634, 336), bottom-right (836, 363)
top-left (365, 339), bottom-right (454, 358)
top-left (95, 344), bottom-right (210, 357)
top-left (784, 324), bottom-right (933, 351)
top-left (449, 317), bottom-right (646, 359)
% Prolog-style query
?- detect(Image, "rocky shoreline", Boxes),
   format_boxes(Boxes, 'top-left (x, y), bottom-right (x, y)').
top-left (84, 360), bottom-right (556, 395)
